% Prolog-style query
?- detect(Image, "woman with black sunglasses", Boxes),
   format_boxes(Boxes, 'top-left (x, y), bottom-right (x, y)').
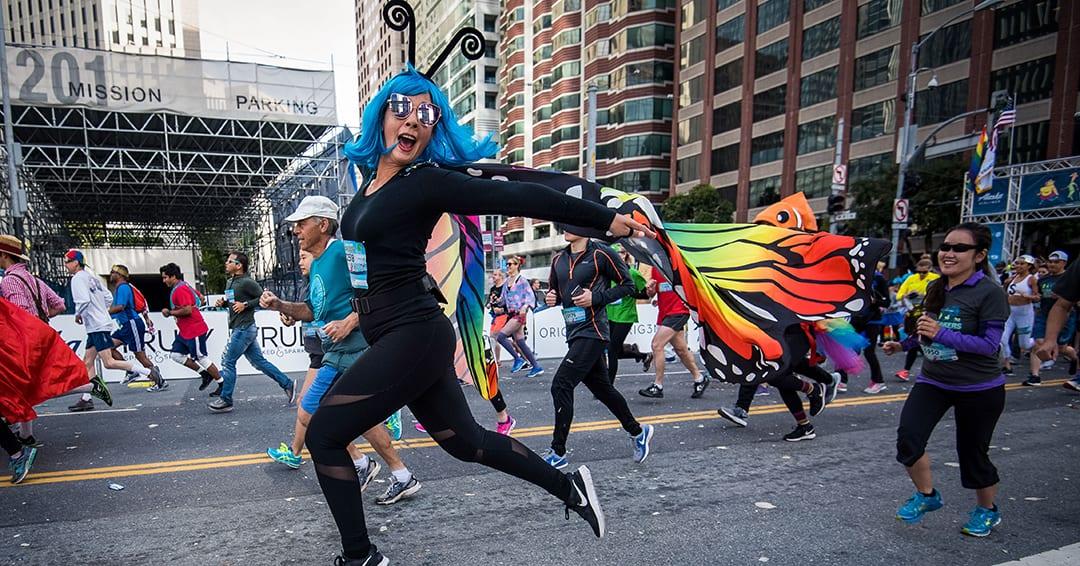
top-left (299, 67), bottom-right (653, 565)
top-left (882, 222), bottom-right (1010, 538)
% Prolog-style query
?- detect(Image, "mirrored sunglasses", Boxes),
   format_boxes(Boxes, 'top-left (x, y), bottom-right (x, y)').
top-left (388, 93), bottom-right (441, 127)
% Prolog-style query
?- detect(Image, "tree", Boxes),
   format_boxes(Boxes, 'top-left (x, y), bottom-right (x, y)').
top-left (661, 184), bottom-right (736, 223)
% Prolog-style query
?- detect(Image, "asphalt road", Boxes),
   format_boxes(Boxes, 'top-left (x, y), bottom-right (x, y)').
top-left (2, 352), bottom-right (1078, 566)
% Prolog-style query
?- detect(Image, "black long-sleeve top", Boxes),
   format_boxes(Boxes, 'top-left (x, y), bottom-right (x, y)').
top-left (547, 239), bottom-right (634, 342)
top-left (340, 163), bottom-right (617, 342)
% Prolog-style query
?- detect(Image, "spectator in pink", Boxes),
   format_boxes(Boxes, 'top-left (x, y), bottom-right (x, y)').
top-left (0, 234), bottom-right (66, 321)
top-left (495, 256), bottom-right (544, 377)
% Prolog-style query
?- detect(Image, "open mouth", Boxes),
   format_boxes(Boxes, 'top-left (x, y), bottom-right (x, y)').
top-left (397, 133), bottom-right (417, 153)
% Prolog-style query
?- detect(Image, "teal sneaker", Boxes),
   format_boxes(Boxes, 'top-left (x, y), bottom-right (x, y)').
top-left (896, 489), bottom-right (943, 523)
top-left (266, 442), bottom-right (301, 469)
top-left (961, 505), bottom-right (1001, 537)
top-left (385, 410), bottom-right (403, 441)
top-left (9, 446), bottom-right (37, 484)
top-left (90, 374), bottom-right (113, 407)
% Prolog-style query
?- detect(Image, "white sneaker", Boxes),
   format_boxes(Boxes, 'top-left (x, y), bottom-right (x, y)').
top-left (864, 382), bottom-right (887, 394)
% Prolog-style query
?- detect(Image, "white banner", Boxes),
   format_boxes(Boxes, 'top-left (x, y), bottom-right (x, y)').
top-left (5, 45), bottom-right (336, 125)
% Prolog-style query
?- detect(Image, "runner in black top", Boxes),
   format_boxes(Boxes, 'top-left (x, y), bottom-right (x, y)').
top-left (302, 69), bottom-right (652, 565)
top-left (540, 230), bottom-right (653, 469)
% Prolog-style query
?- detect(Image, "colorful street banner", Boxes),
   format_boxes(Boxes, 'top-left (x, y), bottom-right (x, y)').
top-left (971, 177), bottom-right (1009, 216)
top-left (965, 127), bottom-right (988, 192)
top-left (1019, 168), bottom-right (1080, 212)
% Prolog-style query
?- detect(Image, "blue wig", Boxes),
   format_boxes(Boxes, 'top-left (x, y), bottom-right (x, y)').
top-left (344, 64), bottom-right (498, 171)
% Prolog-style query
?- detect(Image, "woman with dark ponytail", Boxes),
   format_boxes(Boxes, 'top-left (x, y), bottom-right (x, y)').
top-left (882, 222), bottom-right (1010, 537)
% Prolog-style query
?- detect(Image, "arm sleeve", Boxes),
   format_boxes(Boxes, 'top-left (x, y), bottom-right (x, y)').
top-left (419, 168), bottom-right (617, 232)
top-left (172, 286), bottom-right (194, 308)
top-left (591, 247), bottom-right (634, 307)
top-left (630, 269), bottom-right (649, 300)
top-left (1053, 260), bottom-right (1080, 303)
top-left (548, 257), bottom-right (561, 305)
top-left (244, 279), bottom-right (263, 309)
top-left (71, 275), bottom-right (91, 316)
top-left (44, 283), bottom-right (66, 311)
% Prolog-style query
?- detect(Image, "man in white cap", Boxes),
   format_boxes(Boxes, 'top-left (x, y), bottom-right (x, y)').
top-left (1027, 250), bottom-right (1078, 385)
top-left (260, 196), bottom-right (421, 505)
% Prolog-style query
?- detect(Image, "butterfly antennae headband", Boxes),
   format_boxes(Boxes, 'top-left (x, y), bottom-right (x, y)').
top-left (382, 0), bottom-right (486, 79)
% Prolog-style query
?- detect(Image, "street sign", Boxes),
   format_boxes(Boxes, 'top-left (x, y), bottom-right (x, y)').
top-left (493, 231), bottom-right (504, 251)
top-left (834, 211), bottom-right (857, 221)
top-left (892, 222), bottom-right (909, 230)
top-left (893, 198), bottom-right (910, 223)
top-left (832, 164), bottom-right (847, 186)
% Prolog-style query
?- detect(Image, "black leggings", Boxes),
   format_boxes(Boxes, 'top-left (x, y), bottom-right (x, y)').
top-left (896, 382), bottom-right (1005, 489)
top-left (490, 390), bottom-right (507, 413)
top-left (863, 325), bottom-right (883, 383)
top-left (1, 420), bottom-right (22, 456)
top-left (552, 338), bottom-right (642, 456)
top-left (608, 321), bottom-right (646, 383)
top-left (904, 345), bottom-right (922, 371)
top-left (305, 315), bottom-right (571, 559)
top-left (733, 357), bottom-right (831, 417)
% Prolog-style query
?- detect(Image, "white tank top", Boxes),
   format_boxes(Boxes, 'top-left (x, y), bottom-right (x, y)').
top-left (1007, 275), bottom-right (1036, 313)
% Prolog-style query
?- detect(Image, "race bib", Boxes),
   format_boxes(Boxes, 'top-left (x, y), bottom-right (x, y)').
top-left (562, 306), bottom-right (587, 325)
top-left (659, 282), bottom-right (673, 293)
top-left (225, 289), bottom-right (235, 303)
top-left (343, 240), bottom-right (369, 289)
top-left (922, 306), bottom-right (960, 362)
top-left (303, 320), bottom-right (323, 338)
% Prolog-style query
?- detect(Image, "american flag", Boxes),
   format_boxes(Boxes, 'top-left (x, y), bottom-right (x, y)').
top-left (995, 97), bottom-right (1016, 129)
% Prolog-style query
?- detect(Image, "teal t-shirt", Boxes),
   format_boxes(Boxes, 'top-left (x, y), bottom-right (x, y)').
top-left (606, 268), bottom-right (646, 324)
top-left (306, 239), bottom-right (368, 370)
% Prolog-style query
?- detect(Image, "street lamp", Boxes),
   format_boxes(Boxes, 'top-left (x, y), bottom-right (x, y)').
top-left (889, 0), bottom-right (1004, 271)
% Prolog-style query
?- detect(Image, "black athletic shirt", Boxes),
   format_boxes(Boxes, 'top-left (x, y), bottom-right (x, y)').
top-left (340, 163), bottom-right (617, 341)
top-left (548, 239), bottom-right (634, 342)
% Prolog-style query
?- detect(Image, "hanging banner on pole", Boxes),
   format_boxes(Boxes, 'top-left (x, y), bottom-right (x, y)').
top-left (985, 223), bottom-right (1006, 266)
top-left (971, 177), bottom-right (1009, 216)
top-left (1018, 168), bottom-right (1080, 212)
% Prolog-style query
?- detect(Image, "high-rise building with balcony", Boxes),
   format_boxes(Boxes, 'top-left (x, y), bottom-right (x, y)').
top-left (356, 0), bottom-right (410, 112)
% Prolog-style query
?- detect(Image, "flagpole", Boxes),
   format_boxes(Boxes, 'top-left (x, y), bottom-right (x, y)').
top-left (1006, 93), bottom-right (1017, 166)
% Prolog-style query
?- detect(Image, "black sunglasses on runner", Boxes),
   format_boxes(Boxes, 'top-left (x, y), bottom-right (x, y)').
top-left (388, 93), bottom-right (441, 127)
top-left (939, 243), bottom-right (979, 253)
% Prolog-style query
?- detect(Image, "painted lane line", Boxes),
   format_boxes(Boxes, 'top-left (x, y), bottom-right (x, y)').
top-left (36, 408), bottom-right (139, 417)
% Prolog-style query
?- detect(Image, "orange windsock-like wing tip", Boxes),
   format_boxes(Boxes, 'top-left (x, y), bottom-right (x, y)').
top-left (753, 193), bottom-right (818, 231)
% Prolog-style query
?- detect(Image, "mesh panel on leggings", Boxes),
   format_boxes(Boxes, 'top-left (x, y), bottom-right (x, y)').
top-left (321, 393), bottom-right (374, 407)
top-left (314, 463), bottom-right (360, 482)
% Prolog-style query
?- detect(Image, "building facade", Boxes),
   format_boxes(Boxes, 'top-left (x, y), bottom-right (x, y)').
top-left (3, 0), bottom-right (200, 57)
top-left (356, 0), bottom-right (410, 113)
top-left (673, 0), bottom-right (1079, 222)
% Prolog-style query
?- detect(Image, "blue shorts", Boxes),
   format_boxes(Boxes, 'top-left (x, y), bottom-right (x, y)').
top-left (111, 318), bottom-right (147, 352)
top-left (86, 331), bottom-right (114, 352)
top-left (171, 333), bottom-right (210, 359)
top-left (301, 365), bottom-right (342, 415)
top-left (1033, 312), bottom-right (1077, 344)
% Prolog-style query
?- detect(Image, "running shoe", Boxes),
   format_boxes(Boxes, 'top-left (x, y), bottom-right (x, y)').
top-left (1022, 376), bottom-right (1042, 387)
top-left (121, 370), bottom-right (140, 385)
top-left (526, 366), bottom-right (545, 378)
top-left (836, 381), bottom-right (848, 393)
top-left (149, 366), bottom-right (164, 386)
top-left (755, 384), bottom-right (770, 396)
top-left (8, 446), bottom-right (37, 484)
top-left (357, 459), bottom-right (381, 493)
top-left (808, 382), bottom-right (827, 417)
top-left (543, 449), bottom-right (569, 470)
top-left (209, 382), bottom-right (223, 397)
top-left (565, 465), bottom-right (605, 538)
top-left (642, 353), bottom-right (654, 372)
top-left (1064, 378), bottom-right (1080, 392)
top-left (375, 475), bottom-right (421, 505)
top-left (895, 369), bottom-right (910, 382)
top-left (89, 375), bottom-right (113, 407)
top-left (415, 422), bottom-right (427, 433)
top-left (333, 549), bottom-right (388, 566)
top-left (717, 406), bottom-right (749, 428)
top-left (520, 361), bottom-right (533, 372)
top-left (864, 382), bottom-right (887, 394)
top-left (147, 380), bottom-right (169, 392)
top-left (638, 383), bottom-right (663, 398)
top-left (1002, 366), bottom-right (1014, 376)
top-left (198, 370), bottom-right (214, 391)
top-left (510, 358), bottom-right (527, 373)
top-left (632, 424), bottom-right (654, 463)
top-left (68, 398), bottom-right (94, 412)
top-left (691, 377), bottom-right (710, 399)
top-left (1040, 360), bottom-right (1054, 370)
top-left (664, 353), bottom-right (677, 363)
top-left (18, 435), bottom-right (43, 448)
top-left (895, 489), bottom-right (943, 523)
top-left (207, 398), bottom-right (234, 413)
top-left (783, 423), bottom-right (816, 442)
top-left (284, 380), bottom-right (297, 405)
top-left (267, 442), bottom-right (302, 469)
top-left (961, 505), bottom-right (1001, 537)
top-left (385, 410), bottom-right (403, 441)
top-left (825, 375), bottom-right (839, 405)
top-left (496, 414), bottom-right (516, 436)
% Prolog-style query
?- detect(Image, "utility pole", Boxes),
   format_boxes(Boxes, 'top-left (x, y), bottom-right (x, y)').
top-left (586, 83), bottom-right (597, 182)
top-left (828, 118), bottom-right (846, 234)
top-left (0, 7), bottom-right (27, 247)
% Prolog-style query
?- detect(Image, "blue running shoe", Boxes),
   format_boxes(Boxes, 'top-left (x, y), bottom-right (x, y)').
top-left (961, 505), bottom-right (1001, 537)
top-left (633, 424), bottom-right (654, 463)
top-left (896, 489), bottom-right (943, 523)
top-left (9, 446), bottom-right (37, 484)
top-left (385, 410), bottom-right (403, 441)
top-left (527, 367), bottom-right (545, 378)
top-left (543, 449), bottom-right (568, 470)
top-left (510, 359), bottom-right (527, 373)
top-left (267, 442), bottom-right (302, 469)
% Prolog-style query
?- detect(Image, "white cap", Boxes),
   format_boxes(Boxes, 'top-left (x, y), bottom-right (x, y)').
top-left (1016, 254), bottom-right (1036, 265)
top-left (1049, 250), bottom-right (1069, 262)
top-left (284, 196), bottom-right (339, 222)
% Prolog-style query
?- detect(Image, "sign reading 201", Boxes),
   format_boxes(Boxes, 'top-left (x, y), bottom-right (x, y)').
top-left (13, 48), bottom-right (162, 106)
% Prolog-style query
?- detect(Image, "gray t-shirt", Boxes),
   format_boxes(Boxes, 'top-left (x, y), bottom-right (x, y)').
top-left (921, 272), bottom-right (1009, 387)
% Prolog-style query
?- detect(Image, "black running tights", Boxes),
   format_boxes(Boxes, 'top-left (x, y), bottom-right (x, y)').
top-left (1, 420), bottom-right (21, 456)
top-left (552, 337), bottom-right (642, 456)
top-left (305, 316), bottom-right (572, 559)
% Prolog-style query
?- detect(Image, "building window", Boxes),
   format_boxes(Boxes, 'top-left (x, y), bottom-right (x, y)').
top-left (996, 121), bottom-right (1049, 164)
top-left (681, 0), bottom-right (707, 30)
top-left (753, 84), bottom-right (787, 122)
top-left (805, 0), bottom-right (833, 12)
top-left (678, 115), bottom-right (703, 145)
top-left (797, 116), bottom-right (836, 155)
top-left (715, 14), bottom-right (745, 51)
top-left (681, 34), bottom-right (706, 69)
top-left (749, 175), bottom-right (782, 208)
top-left (994, 0), bottom-right (1058, 49)
top-left (757, 0), bottom-right (790, 34)
top-left (990, 56), bottom-right (1055, 105)
top-left (453, 94), bottom-right (476, 116)
top-left (484, 40), bottom-right (497, 58)
top-left (680, 75), bottom-right (704, 107)
top-left (599, 97), bottom-right (673, 125)
top-left (534, 224), bottom-right (552, 240)
top-left (603, 170), bottom-right (670, 193)
top-left (849, 152), bottom-right (892, 182)
top-left (802, 16), bottom-right (840, 60)
top-left (598, 134), bottom-right (671, 159)
top-left (795, 165), bottom-right (832, 198)
top-left (714, 58), bottom-right (743, 93)
top-left (586, 3), bottom-right (612, 28)
top-left (485, 66), bottom-right (497, 84)
top-left (504, 231), bottom-right (525, 245)
top-left (750, 131), bottom-right (785, 165)
top-left (609, 61), bottom-right (674, 88)
top-left (915, 79), bottom-right (968, 125)
top-left (800, 66), bottom-right (838, 106)
top-left (856, 0), bottom-right (902, 39)
top-left (484, 13), bottom-right (497, 32)
top-left (713, 101), bottom-right (742, 135)
top-left (711, 144), bottom-right (740, 174)
top-left (552, 125), bottom-right (581, 146)
top-left (918, 20), bottom-right (970, 69)
top-left (615, 23), bottom-right (675, 51)
top-left (717, 0), bottom-right (740, 9)
top-left (854, 46), bottom-right (898, 91)
top-left (485, 91), bottom-right (498, 109)
top-left (851, 100), bottom-right (896, 142)
top-left (755, 38), bottom-right (789, 78)
top-left (552, 157), bottom-right (580, 173)
top-left (677, 154), bottom-right (700, 183)
top-left (534, 136), bottom-right (552, 153)
top-left (920, 0), bottom-right (963, 15)
top-left (507, 149), bottom-right (526, 163)
top-left (528, 252), bottom-right (553, 269)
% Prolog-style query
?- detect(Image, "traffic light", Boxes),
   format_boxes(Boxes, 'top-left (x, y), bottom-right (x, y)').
top-left (827, 193), bottom-right (846, 215)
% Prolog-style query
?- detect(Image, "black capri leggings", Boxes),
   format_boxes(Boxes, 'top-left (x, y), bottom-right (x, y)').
top-left (1, 420), bottom-right (22, 456)
top-left (305, 314), bottom-right (572, 559)
top-left (896, 382), bottom-right (1005, 489)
